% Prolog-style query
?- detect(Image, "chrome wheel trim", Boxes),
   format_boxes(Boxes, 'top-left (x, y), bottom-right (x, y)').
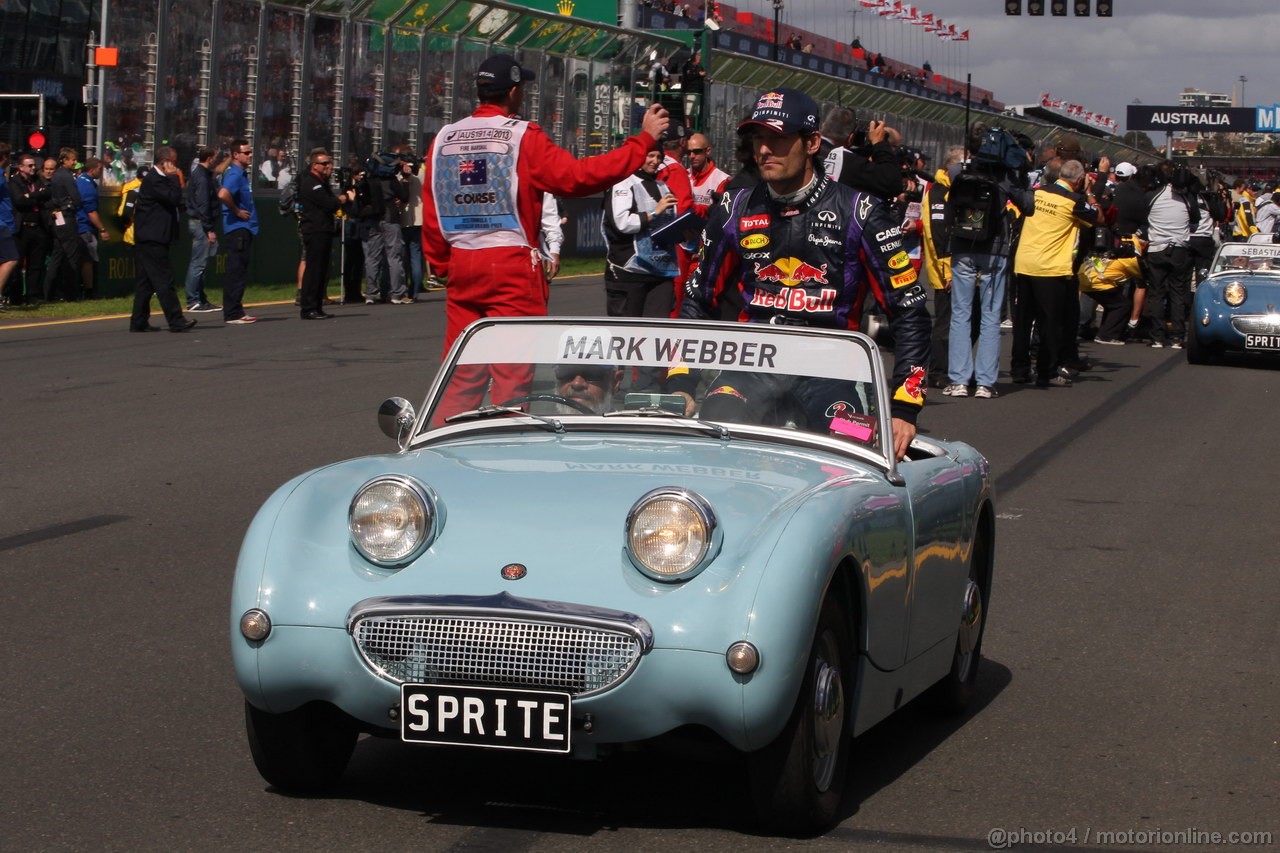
top-left (955, 578), bottom-right (984, 681)
top-left (810, 635), bottom-right (845, 792)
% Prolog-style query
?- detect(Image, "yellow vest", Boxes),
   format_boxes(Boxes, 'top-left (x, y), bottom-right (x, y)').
top-left (920, 169), bottom-right (952, 290)
top-left (1014, 181), bottom-right (1096, 278)
top-left (117, 177), bottom-right (142, 245)
top-left (1234, 192), bottom-right (1259, 238)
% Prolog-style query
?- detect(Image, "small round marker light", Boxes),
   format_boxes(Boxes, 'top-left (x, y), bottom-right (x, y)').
top-left (726, 641), bottom-right (760, 674)
top-left (240, 609), bottom-right (272, 641)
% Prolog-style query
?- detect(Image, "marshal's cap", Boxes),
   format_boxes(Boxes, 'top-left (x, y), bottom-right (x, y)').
top-left (476, 54), bottom-right (536, 96)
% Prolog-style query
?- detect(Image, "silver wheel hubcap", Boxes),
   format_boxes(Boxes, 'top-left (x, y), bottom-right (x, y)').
top-left (955, 579), bottom-right (984, 680)
top-left (810, 651), bottom-right (844, 792)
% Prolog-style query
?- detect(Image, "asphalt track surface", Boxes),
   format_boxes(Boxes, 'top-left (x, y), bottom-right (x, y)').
top-left (3, 277), bottom-right (1277, 852)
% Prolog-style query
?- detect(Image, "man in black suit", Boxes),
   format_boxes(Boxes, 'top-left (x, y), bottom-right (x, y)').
top-left (297, 147), bottom-right (355, 319)
top-left (129, 146), bottom-right (196, 332)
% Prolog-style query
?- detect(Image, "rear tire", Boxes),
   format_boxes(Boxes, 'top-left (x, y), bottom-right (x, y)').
top-left (245, 700), bottom-right (358, 791)
top-left (748, 593), bottom-right (852, 835)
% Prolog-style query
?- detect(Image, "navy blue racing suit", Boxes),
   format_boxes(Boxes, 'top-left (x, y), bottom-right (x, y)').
top-left (680, 174), bottom-right (931, 425)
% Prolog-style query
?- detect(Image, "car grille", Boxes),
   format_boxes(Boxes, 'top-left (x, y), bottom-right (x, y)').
top-left (1231, 315), bottom-right (1280, 334)
top-left (351, 614), bottom-right (644, 696)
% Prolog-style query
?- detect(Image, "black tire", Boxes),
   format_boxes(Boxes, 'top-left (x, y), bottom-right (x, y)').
top-left (1185, 327), bottom-right (1210, 365)
top-left (748, 592), bottom-right (852, 835)
top-left (926, 529), bottom-right (989, 715)
top-left (245, 700), bottom-right (359, 791)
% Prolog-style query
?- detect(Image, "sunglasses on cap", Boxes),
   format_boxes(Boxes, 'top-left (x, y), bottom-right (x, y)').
top-left (554, 365), bottom-right (614, 383)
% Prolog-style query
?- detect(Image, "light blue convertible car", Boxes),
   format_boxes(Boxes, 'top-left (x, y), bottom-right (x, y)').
top-left (231, 316), bottom-right (995, 833)
top-left (1189, 240), bottom-right (1280, 364)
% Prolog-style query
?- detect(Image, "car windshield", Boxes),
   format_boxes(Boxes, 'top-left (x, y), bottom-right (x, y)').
top-left (1210, 243), bottom-right (1280, 275)
top-left (419, 318), bottom-right (888, 457)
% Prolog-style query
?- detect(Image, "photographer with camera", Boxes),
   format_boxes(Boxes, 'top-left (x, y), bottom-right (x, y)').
top-left (943, 122), bottom-right (1035, 399)
top-left (818, 107), bottom-right (903, 201)
top-left (603, 149), bottom-right (679, 326)
top-left (392, 145), bottom-right (429, 297)
top-left (359, 151), bottom-right (412, 304)
top-left (1139, 161), bottom-right (1198, 349)
top-left (343, 161), bottom-right (380, 303)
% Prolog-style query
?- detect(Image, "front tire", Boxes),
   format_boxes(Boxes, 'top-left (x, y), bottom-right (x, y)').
top-left (927, 529), bottom-right (990, 715)
top-left (245, 700), bottom-right (359, 791)
top-left (748, 593), bottom-right (852, 835)
top-left (1185, 326), bottom-right (1211, 365)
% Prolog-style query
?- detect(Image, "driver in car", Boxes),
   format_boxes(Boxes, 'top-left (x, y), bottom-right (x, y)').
top-left (554, 364), bottom-right (622, 414)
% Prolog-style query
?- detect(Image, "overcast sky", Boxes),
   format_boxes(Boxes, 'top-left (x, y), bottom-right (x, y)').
top-left (731, 0), bottom-right (1277, 134)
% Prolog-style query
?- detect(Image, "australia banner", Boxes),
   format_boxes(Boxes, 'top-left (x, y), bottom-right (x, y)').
top-left (1126, 105), bottom-right (1260, 133)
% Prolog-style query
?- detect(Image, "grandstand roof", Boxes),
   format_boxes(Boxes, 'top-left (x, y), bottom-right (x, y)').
top-left (280, 0), bottom-right (682, 60)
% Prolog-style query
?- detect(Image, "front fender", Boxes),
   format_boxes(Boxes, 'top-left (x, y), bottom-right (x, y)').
top-left (738, 472), bottom-right (909, 750)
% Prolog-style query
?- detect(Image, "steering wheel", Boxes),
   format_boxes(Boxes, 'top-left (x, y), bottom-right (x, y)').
top-left (498, 393), bottom-right (596, 415)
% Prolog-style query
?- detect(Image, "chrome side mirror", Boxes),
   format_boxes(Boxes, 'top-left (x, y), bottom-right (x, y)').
top-left (378, 397), bottom-right (416, 448)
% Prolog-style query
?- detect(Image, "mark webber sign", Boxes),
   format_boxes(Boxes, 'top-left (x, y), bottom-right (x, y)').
top-left (1126, 105), bottom-right (1263, 133)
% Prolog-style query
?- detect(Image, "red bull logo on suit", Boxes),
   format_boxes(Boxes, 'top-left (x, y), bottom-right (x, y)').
top-left (752, 257), bottom-right (829, 288)
top-left (751, 257), bottom-right (835, 313)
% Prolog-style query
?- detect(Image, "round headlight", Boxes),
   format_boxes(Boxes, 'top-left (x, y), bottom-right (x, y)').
top-left (349, 476), bottom-right (435, 566)
top-left (1224, 281), bottom-right (1247, 307)
top-left (626, 488), bottom-right (716, 580)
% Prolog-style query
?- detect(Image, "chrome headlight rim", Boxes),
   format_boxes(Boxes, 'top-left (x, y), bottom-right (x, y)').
top-left (348, 475), bottom-right (437, 568)
top-left (1223, 281), bottom-right (1247, 307)
top-left (625, 486), bottom-right (719, 582)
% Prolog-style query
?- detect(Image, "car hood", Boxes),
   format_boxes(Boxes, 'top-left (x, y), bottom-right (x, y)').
top-left (244, 431), bottom-right (883, 648)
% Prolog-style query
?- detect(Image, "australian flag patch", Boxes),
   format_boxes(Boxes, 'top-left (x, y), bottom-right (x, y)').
top-left (458, 158), bottom-right (488, 186)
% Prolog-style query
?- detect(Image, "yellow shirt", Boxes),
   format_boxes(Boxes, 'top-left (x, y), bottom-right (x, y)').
top-left (1013, 181), bottom-right (1097, 278)
top-left (920, 169), bottom-right (952, 290)
top-left (117, 177), bottom-right (142, 245)
top-left (1234, 191), bottom-right (1259, 238)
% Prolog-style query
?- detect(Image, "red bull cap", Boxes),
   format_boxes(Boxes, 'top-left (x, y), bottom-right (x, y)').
top-left (738, 88), bottom-right (820, 136)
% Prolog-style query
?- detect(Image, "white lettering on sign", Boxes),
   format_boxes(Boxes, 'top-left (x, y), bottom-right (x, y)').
top-left (437, 696), bottom-right (459, 732)
top-left (517, 700), bottom-right (539, 738)
top-left (463, 697), bottom-right (486, 735)
top-left (1148, 112), bottom-right (1231, 126)
top-left (407, 694), bottom-right (431, 731)
top-left (543, 702), bottom-right (566, 742)
top-left (494, 698), bottom-right (508, 736)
